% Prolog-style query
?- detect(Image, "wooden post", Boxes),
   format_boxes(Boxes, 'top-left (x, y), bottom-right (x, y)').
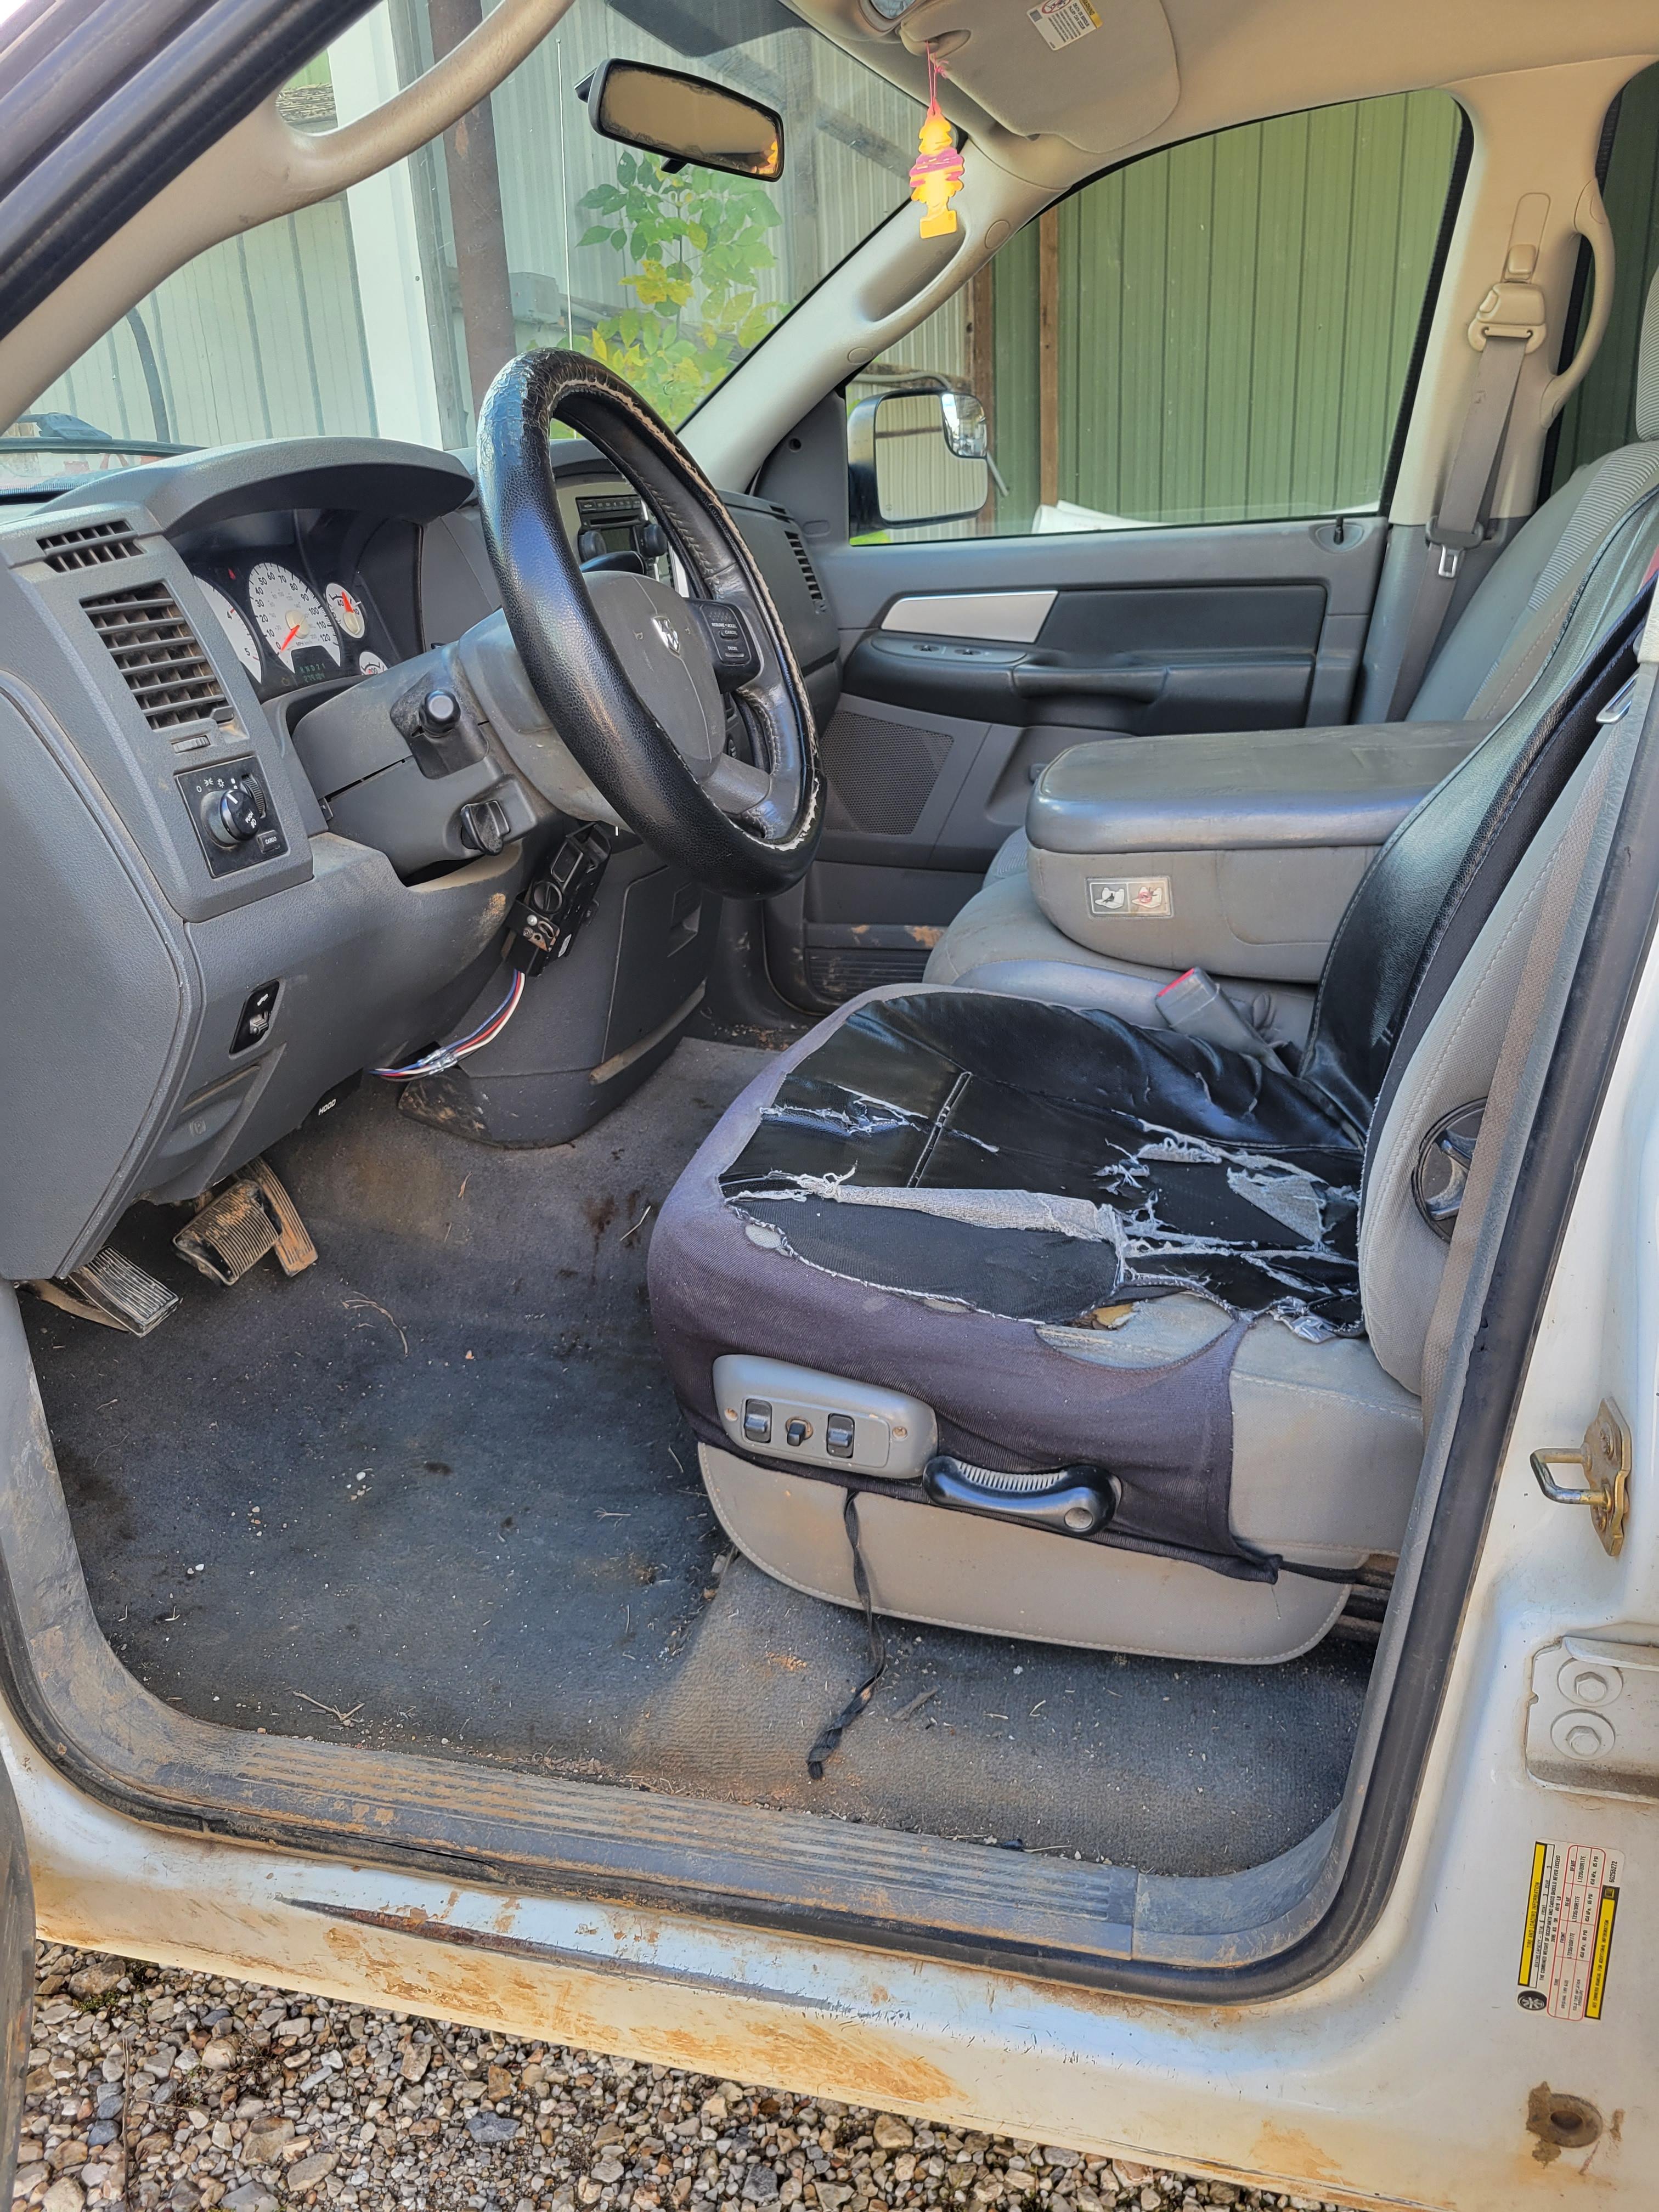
top-left (1038, 205), bottom-right (1060, 513)
top-left (428, 0), bottom-right (517, 420)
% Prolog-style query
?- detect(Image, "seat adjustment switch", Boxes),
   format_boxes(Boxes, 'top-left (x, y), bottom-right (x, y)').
top-left (743, 1400), bottom-right (772, 1445)
top-left (713, 1356), bottom-right (936, 1479)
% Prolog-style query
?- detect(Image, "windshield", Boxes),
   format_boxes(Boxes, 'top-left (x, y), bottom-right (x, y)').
top-left (4, 0), bottom-right (921, 494)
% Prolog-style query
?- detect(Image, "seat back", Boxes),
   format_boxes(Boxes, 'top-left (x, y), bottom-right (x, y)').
top-left (1407, 270), bottom-right (1659, 726)
top-left (1359, 721), bottom-right (1621, 1392)
top-left (1297, 502), bottom-right (1659, 1131)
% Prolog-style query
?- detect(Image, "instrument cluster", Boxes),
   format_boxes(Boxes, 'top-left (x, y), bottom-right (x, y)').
top-left (189, 548), bottom-right (391, 699)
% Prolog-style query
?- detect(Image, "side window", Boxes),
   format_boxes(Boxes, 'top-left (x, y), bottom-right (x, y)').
top-left (850, 89), bottom-right (1464, 544)
top-left (1545, 62), bottom-right (1659, 492)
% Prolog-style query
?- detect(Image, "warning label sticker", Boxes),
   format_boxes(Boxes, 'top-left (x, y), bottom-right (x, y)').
top-left (1028, 0), bottom-right (1102, 52)
top-left (1517, 1840), bottom-right (1622, 2020)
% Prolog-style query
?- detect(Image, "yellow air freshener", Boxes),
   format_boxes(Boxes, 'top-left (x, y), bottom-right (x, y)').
top-left (909, 49), bottom-right (964, 238)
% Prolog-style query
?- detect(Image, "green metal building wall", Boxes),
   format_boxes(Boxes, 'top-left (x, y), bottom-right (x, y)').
top-left (984, 89), bottom-right (1464, 532)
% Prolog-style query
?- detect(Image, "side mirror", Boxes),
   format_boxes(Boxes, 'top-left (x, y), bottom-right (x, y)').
top-left (579, 58), bottom-right (784, 181)
top-left (848, 384), bottom-right (991, 535)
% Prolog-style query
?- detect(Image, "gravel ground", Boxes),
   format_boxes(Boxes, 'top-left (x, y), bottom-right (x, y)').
top-left (23, 1945), bottom-right (1345, 2212)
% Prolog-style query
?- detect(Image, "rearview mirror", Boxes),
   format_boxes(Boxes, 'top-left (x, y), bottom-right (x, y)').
top-left (579, 58), bottom-right (785, 181)
top-left (848, 385), bottom-right (991, 534)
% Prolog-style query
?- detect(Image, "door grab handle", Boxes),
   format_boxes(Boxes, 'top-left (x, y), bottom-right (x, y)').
top-left (1540, 182), bottom-right (1614, 429)
top-left (1009, 666), bottom-right (1162, 701)
top-left (1530, 1397), bottom-right (1631, 1556)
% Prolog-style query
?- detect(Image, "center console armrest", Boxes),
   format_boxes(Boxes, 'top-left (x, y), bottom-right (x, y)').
top-left (1024, 720), bottom-right (1489, 985)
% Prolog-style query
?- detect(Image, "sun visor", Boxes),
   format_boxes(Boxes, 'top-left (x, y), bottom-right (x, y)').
top-left (894, 0), bottom-right (1178, 154)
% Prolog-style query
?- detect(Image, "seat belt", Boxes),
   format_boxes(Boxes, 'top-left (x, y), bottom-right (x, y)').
top-left (1418, 627), bottom-right (1648, 1424)
top-left (1384, 200), bottom-right (1552, 719)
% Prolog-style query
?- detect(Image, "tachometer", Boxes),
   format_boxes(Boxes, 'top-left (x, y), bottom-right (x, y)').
top-left (196, 579), bottom-right (262, 680)
top-left (247, 561), bottom-right (340, 671)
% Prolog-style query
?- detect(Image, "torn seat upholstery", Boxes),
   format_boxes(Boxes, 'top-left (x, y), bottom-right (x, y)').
top-left (650, 583), bottom-right (1646, 1665)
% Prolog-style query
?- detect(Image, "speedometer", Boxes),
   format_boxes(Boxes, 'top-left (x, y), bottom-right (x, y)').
top-left (197, 580), bottom-right (262, 680)
top-left (247, 562), bottom-right (340, 671)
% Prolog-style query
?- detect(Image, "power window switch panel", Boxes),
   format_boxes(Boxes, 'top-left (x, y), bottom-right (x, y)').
top-left (712, 1355), bottom-right (936, 1479)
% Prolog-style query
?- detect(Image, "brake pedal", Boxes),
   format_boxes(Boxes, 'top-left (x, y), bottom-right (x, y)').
top-left (31, 1247), bottom-right (180, 1336)
top-left (173, 1159), bottom-right (317, 1285)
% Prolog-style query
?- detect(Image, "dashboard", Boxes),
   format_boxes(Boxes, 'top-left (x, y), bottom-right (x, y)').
top-left (0, 435), bottom-right (840, 1285)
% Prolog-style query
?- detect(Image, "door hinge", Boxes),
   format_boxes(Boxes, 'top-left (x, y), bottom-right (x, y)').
top-left (1530, 1398), bottom-right (1631, 1558)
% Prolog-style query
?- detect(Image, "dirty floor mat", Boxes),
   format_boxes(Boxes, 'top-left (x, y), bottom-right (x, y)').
top-left (627, 1555), bottom-right (1369, 1876)
top-left (29, 1043), bottom-right (768, 1768)
top-left (29, 1039), bottom-right (1372, 1876)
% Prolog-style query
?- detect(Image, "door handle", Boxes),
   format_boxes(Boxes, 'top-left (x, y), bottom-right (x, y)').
top-left (1530, 1398), bottom-right (1632, 1557)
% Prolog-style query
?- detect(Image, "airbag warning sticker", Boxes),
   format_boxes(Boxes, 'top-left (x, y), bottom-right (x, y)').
top-left (1517, 1841), bottom-right (1621, 2019)
top-left (1029, 0), bottom-right (1101, 51)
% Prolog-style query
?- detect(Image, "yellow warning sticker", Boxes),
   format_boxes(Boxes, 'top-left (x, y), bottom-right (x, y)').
top-left (1029, 0), bottom-right (1102, 52)
top-left (1517, 1839), bottom-right (1622, 2020)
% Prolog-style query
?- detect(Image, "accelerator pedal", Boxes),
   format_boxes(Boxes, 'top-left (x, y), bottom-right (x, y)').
top-left (174, 1158), bottom-right (316, 1286)
top-left (31, 1248), bottom-right (180, 1336)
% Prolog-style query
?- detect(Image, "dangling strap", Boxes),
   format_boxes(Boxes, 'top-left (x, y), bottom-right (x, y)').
top-left (805, 1492), bottom-right (887, 1780)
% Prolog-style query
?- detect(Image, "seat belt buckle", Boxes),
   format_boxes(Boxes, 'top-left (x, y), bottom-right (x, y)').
top-left (1154, 967), bottom-right (1284, 1070)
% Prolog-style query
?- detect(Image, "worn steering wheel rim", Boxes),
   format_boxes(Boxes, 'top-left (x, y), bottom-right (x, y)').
top-left (475, 347), bottom-right (823, 898)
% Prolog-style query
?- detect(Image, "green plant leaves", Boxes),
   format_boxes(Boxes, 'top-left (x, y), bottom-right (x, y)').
top-left (574, 152), bottom-right (784, 423)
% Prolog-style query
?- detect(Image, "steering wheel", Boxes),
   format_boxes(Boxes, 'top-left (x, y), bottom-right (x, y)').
top-left (474, 348), bottom-right (822, 898)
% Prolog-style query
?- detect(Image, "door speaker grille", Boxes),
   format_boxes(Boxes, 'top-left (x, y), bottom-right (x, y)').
top-left (822, 708), bottom-right (952, 834)
top-left (83, 582), bottom-right (228, 729)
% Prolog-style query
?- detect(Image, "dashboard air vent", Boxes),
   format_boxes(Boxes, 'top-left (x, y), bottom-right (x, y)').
top-left (37, 518), bottom-right (142, 571)
top-left (781, 522), bottom-right (826, 608)
top-left (83, 582), bottom-right (228, 730)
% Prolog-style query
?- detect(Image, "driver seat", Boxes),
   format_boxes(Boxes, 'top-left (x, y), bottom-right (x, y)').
top-left (647, 588), bottom-right (1642, 1664)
